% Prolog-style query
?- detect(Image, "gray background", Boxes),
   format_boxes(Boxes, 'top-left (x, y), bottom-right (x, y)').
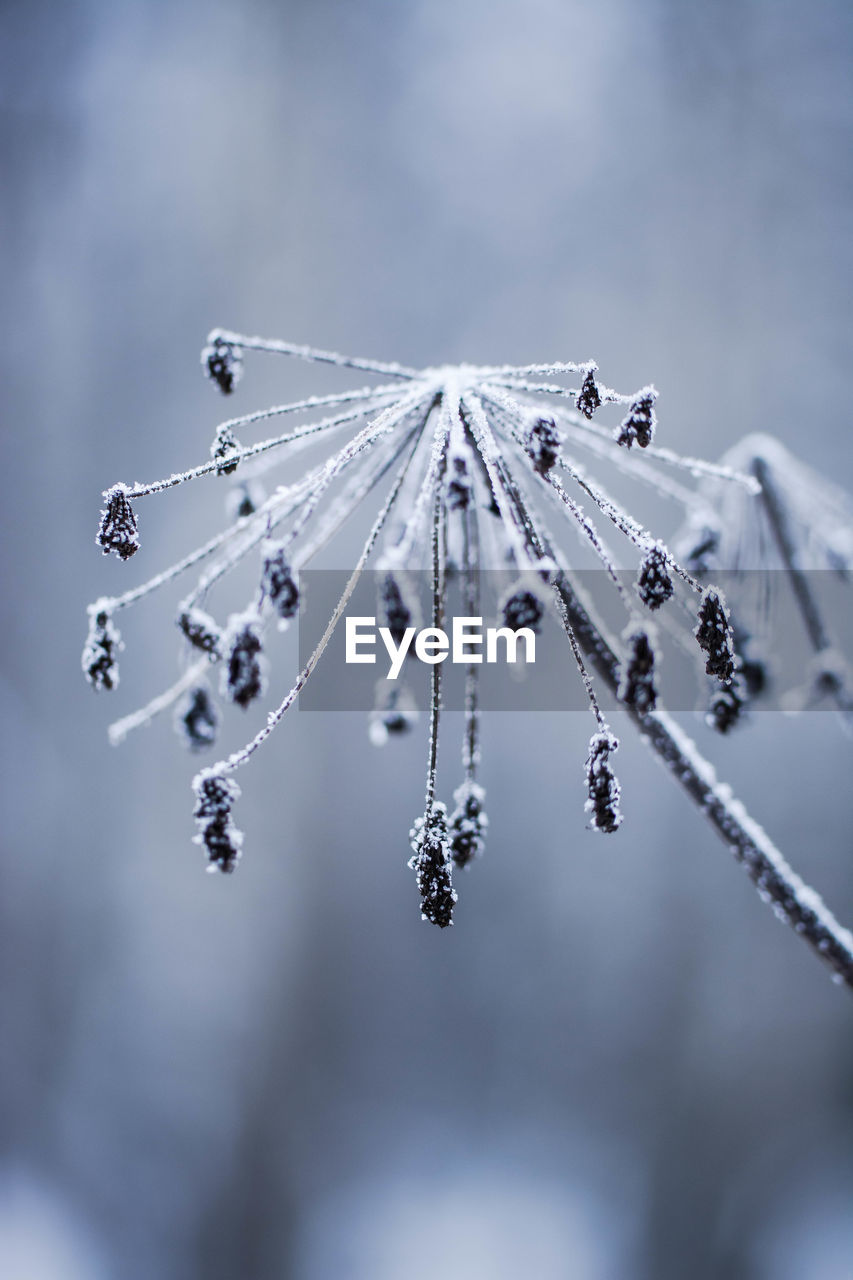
top-left (2, 1), bottom-right (852, 1276)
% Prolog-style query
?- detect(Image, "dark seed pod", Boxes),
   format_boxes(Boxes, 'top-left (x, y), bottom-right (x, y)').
top-left (616, 388), bottom-right (657, 449)
top-left (705, 680), bottom-right (746, 734)
top-left (381, 573), bottom-right (413, 646)
top-left (636, 544), bottom-right (674, 611)
top-left (211, 425), bottom-right (241, 476)
top-left (585, 731), bottom-right (623, 833)
top-left (261, 542), bottom-right (299, 622)
top-left (369, 683), bottom-right (418, 746)
top-left (695, 587), bottom-right (736, 683)
top-left (408, 802), bottom-right (456, 927)
top-left (502, 587), bottom-right (543, 632)
top-left (222, 613), bottom-right (266, 708)
top-left (176, 684), bottom-right (219, 752)
top-left (178, 607), bottom-right (223, 659)
top-left (97, 484), bottom-right (139, 561)
top-left (82, 607), bottom-right (122, 691)
top-left (576, 368), bottom-right (602, 419)
top-left (449, 781), bottom-right (488, 868)
top-left (618, 625), bottom-right (658, 716)
top-left (202, 334), bottom-right (243, 395)
top-left (227, 481), bottom-right (264, 521)
top-left (192, 769), bottom-right (242, 873)
top-left (525, 415), bottom-right (562, 476)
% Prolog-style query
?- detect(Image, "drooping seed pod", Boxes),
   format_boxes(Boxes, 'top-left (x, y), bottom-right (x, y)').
top-left (211, 425), bottom-right (241, 476)
top-left (96, 484), bottom-right (139, 561)
top-left (695, 587), bottom-right (736, 683)
top-left (368, 682), bottom-right (418, 746)
top-left (192, 769), bottom-right (242, 873)
top-left (226, 481), bottom-right (265, 521)
top-left (576, 368), bottom-right (602, 419)
top-left (260, 541), bottom-right (299, 622)
top-left (82, 606), bottom-right (122, 691)
top-left (222, 612), bottom-right (267, 709)
top-left (705, 680), bottom-right (746, 734)
top-left (408, 801), bottom-right (456, 927)
top-left (636, 544), bottom-right (674, 611)
top-left (616, 388), bottom-right (657, 449)
top-left (525, 414), bottom-right (562, 476)
top-left (449, 781), bottom-right (488, 868)
top-left (618, 625), bottom-right (658, 716)
top-left (178, 607), bottom-right (223, 659)
top-left (502, 586), bottom-right (543, 632)
top-left (381, 572), bottom-right (414, 646)
top-left (585, 731), bottom-right (623, 833)
top-left (202, 334), bottom-right (243, 395)
top-left (176, 683), bottom-right (220, 752)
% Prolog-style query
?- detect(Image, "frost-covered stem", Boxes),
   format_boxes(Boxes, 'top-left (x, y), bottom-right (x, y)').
top-left (108, 658), bottom-right (209, 745)
top-left (489, 453), bottom-right (609, 732)
top-left (503, 389), bottom-right (760, 492)
top-left (122, 402), bottom-right (392, 500)
top-left (216, 438), bottom-right (421, 774)
top-left (504, 476), bottom-right (853, 988)
top-left (461, 503), bottom-right (480, 780)
top-left (488, 374), bottom-right (631, 405)
top-left (281, 390), bottom-right (432, 554)
top-left (463, 394), bottom-right (535, 570)
top-left (752, 455), bottom-right (831, 653)
top-left (210, 329), bottom-right (419, 380)
top-left (425, 491), bottom-right (445, 810)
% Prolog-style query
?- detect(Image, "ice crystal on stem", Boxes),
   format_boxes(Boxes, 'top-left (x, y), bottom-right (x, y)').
top-left (82, 329), bottom-right (853, 988)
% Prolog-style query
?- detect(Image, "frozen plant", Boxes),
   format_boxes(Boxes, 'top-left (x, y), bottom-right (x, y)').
top-left (83, 330), bottom-right (853, 988)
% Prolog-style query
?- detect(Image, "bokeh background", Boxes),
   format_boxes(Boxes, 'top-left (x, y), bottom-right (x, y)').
top-left (2, 1), bottom-right (852, 1276)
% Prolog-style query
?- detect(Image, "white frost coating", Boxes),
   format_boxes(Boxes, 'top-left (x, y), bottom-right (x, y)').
top-left (651, 709), bottom-right (853, 956)
top-left (108, 659), bottom-right (209, 745)
top-left (86, 333), bottom-right (853, 976)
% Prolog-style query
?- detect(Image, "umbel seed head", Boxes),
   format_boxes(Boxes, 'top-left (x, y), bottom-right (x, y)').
top-left (97, 484), bottom-right (139, 561)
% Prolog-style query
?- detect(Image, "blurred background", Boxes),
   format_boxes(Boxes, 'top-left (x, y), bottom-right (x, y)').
top-left (2, 1), bottom-right (852, 1276)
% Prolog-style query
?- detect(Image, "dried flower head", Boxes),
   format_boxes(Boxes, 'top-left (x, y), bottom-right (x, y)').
top-left (585, 731), bottom-right (623, 834)
top-left (176, 683), bottom-right (220, 753)
top-left (202, 332), bottom-right (243, 395)
top-left (82, 329), bottom-right (853, 986)
top-left (616, 388), bottom-right (657, 449)
top-left (97, 484), bottom-right (139, 561)
top-left (409, 802), bottom-right (456, 928)
top-left (83, 605), bottom-right (122, 691)
top-left (192, 769), bottom-right (242, 873)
